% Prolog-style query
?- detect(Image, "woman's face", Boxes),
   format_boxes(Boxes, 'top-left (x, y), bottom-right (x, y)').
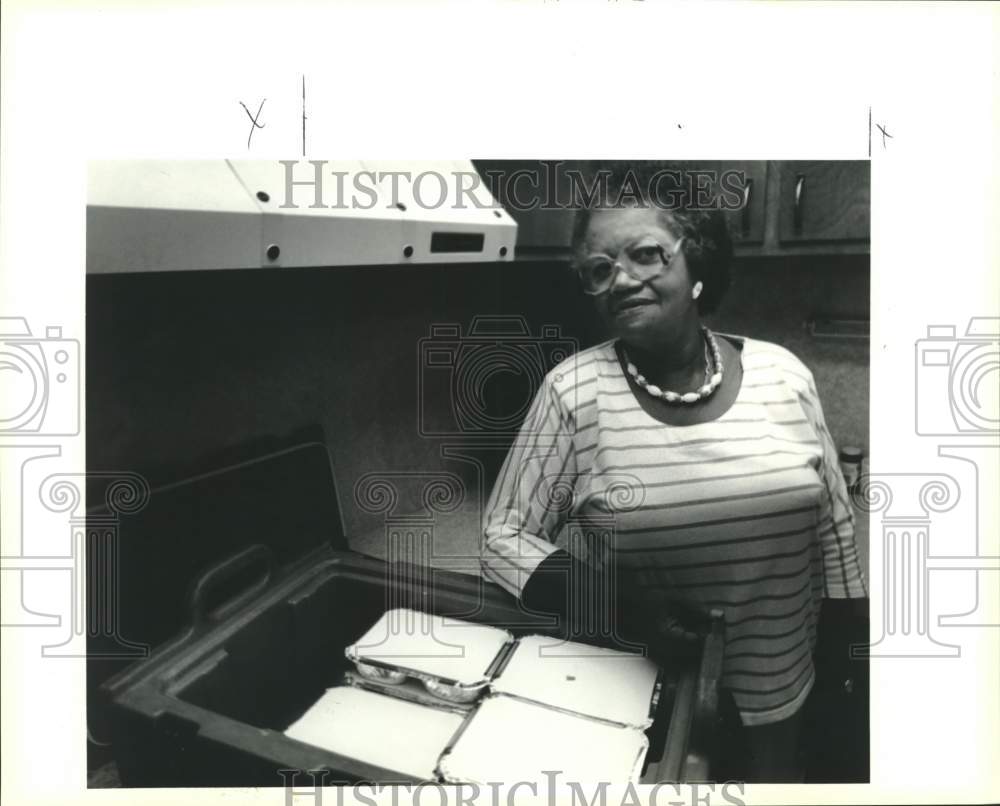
top-left (581, 207), bottom-right (698, 349)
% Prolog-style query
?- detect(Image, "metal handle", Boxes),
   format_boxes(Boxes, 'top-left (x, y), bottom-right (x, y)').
top-left (740, 178), bottom-right (753, 237)
top-left (793, 173), bottom-right (806, 234)
top-left (187, 544), bottom-right (273, 627)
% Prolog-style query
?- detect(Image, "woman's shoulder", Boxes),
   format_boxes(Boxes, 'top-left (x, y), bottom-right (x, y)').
top-left (544, 339), bottom-right (618, 400)
top-left (731, 335), bottom-right (818, 393)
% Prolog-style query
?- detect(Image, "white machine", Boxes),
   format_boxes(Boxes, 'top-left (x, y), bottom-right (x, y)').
top-left (86, 160), bottom-right (517, 273)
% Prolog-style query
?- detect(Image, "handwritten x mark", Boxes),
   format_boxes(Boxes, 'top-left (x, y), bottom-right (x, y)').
top-left (876, 123), bottom-right (893, 149)
top-left (239, 99), bottom-right (266, 150)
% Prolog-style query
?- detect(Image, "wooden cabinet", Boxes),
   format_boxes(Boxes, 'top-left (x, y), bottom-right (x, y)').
top-left (777, 162), bottom-right (870, 243)
top-left (695, 160), bottom-right (768, 246)
top-left (727, 161), bottom-right (767, 246)
top-left (475, 160), bottom-right (870, 259)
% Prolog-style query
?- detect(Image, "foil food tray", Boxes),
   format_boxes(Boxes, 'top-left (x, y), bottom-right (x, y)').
top-left (345, 608), bottom-right (514, 704)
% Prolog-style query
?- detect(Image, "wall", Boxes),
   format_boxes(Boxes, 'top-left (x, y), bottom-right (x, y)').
top-left (87, 254), bottom-right (868, 541)
top-left (707, 253), bottom-right (870, 452)
top-left (87, 261), bottom-right (594, 540)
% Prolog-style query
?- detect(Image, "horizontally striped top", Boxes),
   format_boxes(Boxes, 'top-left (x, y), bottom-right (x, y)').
top-left (480, 335), bottom-right (867, 726)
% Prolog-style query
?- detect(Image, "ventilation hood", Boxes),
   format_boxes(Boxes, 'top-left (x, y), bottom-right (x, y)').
top-left (86, 160), bottom-right (517, 274)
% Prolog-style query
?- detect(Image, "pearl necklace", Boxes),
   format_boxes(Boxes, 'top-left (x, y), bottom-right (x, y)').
top-left (624, 328), bottom-right (724, 405)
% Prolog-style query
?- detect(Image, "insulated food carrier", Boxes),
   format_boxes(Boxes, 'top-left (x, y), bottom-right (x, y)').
top-left (95, 440), bottom-right (725, 786)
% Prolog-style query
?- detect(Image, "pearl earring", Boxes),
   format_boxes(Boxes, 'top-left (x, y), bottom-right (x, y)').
top-left (692, 281), bottom-right (703, 300)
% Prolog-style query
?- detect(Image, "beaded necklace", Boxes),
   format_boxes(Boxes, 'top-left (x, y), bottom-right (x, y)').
top-left (623, 327), bottom-right (724, 405)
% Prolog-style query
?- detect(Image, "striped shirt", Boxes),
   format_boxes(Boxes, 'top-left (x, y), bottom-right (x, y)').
top-left (480, 336), bottom-right (868, 726)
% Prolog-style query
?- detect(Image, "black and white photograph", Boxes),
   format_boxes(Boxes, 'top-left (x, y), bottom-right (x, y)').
top-left (2, 4), bottom-right (997, 806)
top-left (81, 159), bottom-right (872, 789)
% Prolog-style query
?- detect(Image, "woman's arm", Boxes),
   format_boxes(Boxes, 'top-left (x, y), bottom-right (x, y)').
top-left (480, 375), bottom-right (578, 598)
top-left (799, 371), bottom-right (869, 599)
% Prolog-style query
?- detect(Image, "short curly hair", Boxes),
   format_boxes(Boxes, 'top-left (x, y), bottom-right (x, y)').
top-left (569, 161), bottom-right (733, 315)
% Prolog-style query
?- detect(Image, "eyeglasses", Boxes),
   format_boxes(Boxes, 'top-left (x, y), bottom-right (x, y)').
top-left (575, 237), bottom-right (685, 296)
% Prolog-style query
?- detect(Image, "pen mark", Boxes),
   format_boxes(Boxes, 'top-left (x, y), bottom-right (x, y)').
top-left (876, 122), bottom-right (893, 149)
top-left (239, 99), bottom-right (267, 151)
top-left (868, 106), bottom-right (872, 158)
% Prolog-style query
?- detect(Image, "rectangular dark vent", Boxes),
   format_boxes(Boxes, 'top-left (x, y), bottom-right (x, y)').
top-left (430, 232), bottom-right (484, 253)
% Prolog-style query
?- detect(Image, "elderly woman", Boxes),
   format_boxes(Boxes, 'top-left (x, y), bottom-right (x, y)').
top-left (480, 163), bottom-right (867, 782)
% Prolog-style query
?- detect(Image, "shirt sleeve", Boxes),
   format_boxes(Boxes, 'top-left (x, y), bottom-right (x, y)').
top-left (480, 374), bottom-right (578, 598)
top-left (796, 368), bottom-right (869, 599)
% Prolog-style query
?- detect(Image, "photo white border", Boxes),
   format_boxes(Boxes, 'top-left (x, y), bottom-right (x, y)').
top-left (2, 2), bottom-right (998, 805)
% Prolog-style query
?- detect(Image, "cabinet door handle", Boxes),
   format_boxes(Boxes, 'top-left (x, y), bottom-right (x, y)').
top-left (740, 178), bottom-right (753, 237)
top-left (793, 173), bottom-right (806, 235)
